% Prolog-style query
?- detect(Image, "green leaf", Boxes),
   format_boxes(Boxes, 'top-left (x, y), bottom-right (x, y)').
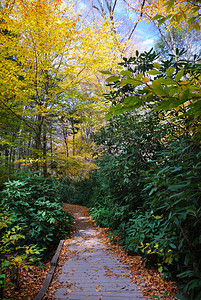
top-left (152, 14), bottom-right (163, 21)
top-left (158, 17), bottom-right (168, 25)
top-left (109, 104), bottom-right (122, 112)
top-left (99, 70), bottom-right (112, 75)
top-left (119, 78), bottom-right (141, 87)
top-left (49, 217), bottom-right (56, 224)
top-left (149, 187), bottom-right (157, 196)
top-left (151, 296), bottom-right (160, 299)
top-left (120, 70), bottom-right (132, 77)
top-left (168, 184), bottom-right (187, 191)
top-left (105, 112), bottom-right (112, 120)
top-left (174, 294), bottom-right (187, 300)
top-left (151, 79), bottom-right (167, 97)
top-left (124, 96), bottom-right (139, 105)
top-left (175, 69), bottom-right (184, 82)
top-left (165, 67), bottom-right (175, 77)
top-left (158, 266), bottom-right (163, 272)
top-left (163, 77), bottom-right (176, 85)
top-left (194, 22), bottom-right (200, 31)
top-left (166, 0), bottom-right (174, 11)
top-left (186, 206), bottom-right (197, 217)
top-left (106, 75), bottom-right (120, 83)
top-left (169, 243), bottom-right (177, 249)
top-left (147, 69), bottom-right (161, 75)
top-left (153, 62), bottom-right (161, 69)
top-left (169, 95), bottom-right (188, 109)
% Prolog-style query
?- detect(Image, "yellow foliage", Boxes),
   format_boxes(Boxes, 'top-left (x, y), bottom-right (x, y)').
top-left (0, 0), bottom-right (124, 120)
top-left (130, 0), bottom-right (200, 31)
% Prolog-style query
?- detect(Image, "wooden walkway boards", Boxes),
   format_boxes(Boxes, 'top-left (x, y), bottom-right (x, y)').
top-left (49, 204), bottom-right (147, 300)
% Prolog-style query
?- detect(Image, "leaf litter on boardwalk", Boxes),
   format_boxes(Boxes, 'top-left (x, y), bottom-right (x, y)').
top-left (44, 204), bottom-right (180, 300)
top-left (4, 203), bottom-right (180, 299)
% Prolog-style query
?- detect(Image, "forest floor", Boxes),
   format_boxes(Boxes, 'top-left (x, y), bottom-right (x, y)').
top-left (4, 204), bottom-right (180, 300)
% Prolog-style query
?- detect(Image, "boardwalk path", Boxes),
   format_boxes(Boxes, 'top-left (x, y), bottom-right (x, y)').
top-left (46, 204), bottom-right (147, 300)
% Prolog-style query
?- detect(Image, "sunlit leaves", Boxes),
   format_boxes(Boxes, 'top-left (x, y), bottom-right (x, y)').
top-left (0, 0), bottom-right (125, 177)
top-left (140, 0), bottom-right (201, 31)
top-left (103, 49), bottom-right (201, 134)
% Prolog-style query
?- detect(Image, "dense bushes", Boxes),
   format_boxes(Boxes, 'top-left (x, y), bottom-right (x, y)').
top-left (89, 49), bottom-right (201, 299)
top-left (90, 111), bottom-right (201, 299)
top-left (60, 176), bottom-right (96, 207)
top-left (0, 210), bottom-right (42, 296)
top-left (1, 173), bottom-right (73, 249)
top-left (0, 172), bottom-right (74, 295)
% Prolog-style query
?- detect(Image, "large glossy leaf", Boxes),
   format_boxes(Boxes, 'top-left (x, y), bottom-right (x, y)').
top-left (147, 69), bottom-right (161, 75)
top-left (175, 69), bottom-right (184, 82)
top-left (106, 75), bottom-right (120, 83)
top-left (124, 96), bottom-right (140, 105)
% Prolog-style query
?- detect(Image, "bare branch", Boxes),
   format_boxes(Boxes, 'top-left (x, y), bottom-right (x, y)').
top-left (127, 0), bottom-right (146, 40)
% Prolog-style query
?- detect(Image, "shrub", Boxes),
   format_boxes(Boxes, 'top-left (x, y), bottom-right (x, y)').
top-left (0, 210), bottom-right (42, 297)
top-left (90, 112), bottom-right (201, 299)
top-left (1, 172), bottom-right (74, 250)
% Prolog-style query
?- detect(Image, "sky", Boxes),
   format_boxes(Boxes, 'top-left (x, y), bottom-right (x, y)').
top-left (74, 0), bottom-right (160, 52)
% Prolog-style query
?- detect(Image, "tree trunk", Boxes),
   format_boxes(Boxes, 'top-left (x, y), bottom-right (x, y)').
top-left (72, 120), bottom-right (75, 156)
top-left (35, 115), bottom-right (42, 172)
top-left (43, 119), bottom-right (47, 177)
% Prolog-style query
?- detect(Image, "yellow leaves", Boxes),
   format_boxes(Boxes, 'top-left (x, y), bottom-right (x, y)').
top-left (132, 0), bottom-right (200, 31)
top-left (0, 0), bottom-right (125, 178)
top-left (1, 0), bottom-right (124, 99)
top-left (142, 77), bottom-right (150, 84)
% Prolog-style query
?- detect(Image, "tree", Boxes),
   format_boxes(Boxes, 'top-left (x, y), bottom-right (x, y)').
top-left (0, 0), bottom-right (124, 179)
top-left (76, 0), bottom-right (146, 50)
top-left (126, 0), bottom-right (201, 59)
top-left (103, 49), bottom-right (201, 136)
top-left (94, 48), bottom-right (201, 299)
top-left (154, 27), bottom-right (201, 60)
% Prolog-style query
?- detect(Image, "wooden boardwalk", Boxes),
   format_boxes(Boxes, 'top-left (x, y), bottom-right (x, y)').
top-left (51, 204), bottom-right (147, 300)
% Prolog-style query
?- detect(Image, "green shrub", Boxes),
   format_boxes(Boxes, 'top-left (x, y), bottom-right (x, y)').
top-left (59, 175), bottom-right (96, 207)
top-left (1, 172), bottom-right (73, 250)
top-left (90, 112), bottom-right (201, 299)
top-left (142, 139), bottom-right (201, 299)
top-left (0, 210), bottom-right (42, 297)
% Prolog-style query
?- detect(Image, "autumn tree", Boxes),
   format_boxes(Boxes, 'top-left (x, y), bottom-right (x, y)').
top-left (126, 0), bottom-right (201, 59)
top-left (76, 0), bottom-right (148, 56)
top-left (0, 0), bottom-right (124, 179)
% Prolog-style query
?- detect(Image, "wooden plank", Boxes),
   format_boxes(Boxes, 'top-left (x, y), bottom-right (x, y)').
top-left (33, 240), bottom-right (64, 300)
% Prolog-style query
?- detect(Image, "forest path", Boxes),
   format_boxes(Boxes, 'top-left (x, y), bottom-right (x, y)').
top-left (45, 204), bottom-right (147, 300)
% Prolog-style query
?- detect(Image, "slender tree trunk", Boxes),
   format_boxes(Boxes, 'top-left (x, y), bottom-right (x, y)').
top-left (62, 123), bottom-right (69, 158)
top-left (9, 147), bottom-right (13, 177)
top-left (35, 115), bottom-right (43, 172)
top-left (5, 147), bottom-right (9, 170)
top-left (50, 123), bottom-right (53, 174)
top-left (43, 118), bottom-right (47, 177)
top-left (72, 120), bottom-right (75, 156)
top-left (12, 148), bottom-right (15, 173)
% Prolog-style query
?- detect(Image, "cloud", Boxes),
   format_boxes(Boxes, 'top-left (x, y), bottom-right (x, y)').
top-left (78, 1), bottom-right (87, 10)
top-left (142, 38), bottom-right (154, 46)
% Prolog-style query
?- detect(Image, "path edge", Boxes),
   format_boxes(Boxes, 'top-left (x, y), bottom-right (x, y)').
top-left (33, 239), bottom-right (64, 300)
